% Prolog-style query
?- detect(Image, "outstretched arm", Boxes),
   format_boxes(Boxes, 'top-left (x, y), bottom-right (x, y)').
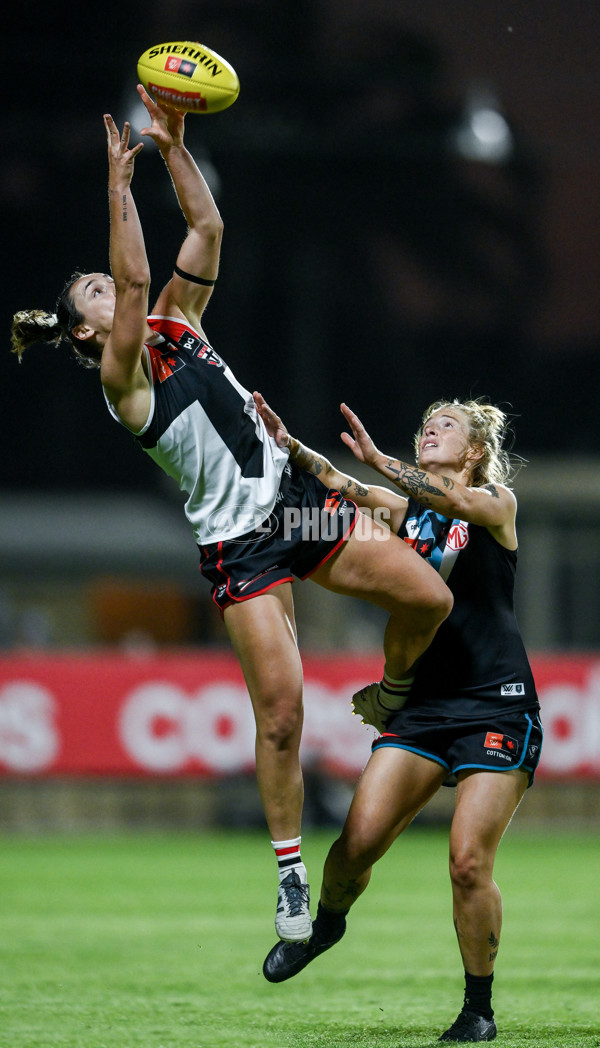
top-left (100, 114), bottom-right (151, 424)
top-left (340, 402), bottom-right (517, 538)
top-left (253, 392), bottom-right (408, 531)
top-left (138, 85), bottom-right (223, 330)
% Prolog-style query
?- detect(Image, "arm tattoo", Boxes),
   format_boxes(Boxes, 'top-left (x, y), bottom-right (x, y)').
top-left (122, 194), bottom-right (128, 222)
top-left (383, 459), bottom-right (447, 504)
top-left (290, 439), bottom-right (330, 478)
top-left (484, 484), bottom-right (500, 499)
top-left (302, 452), bottom-right (328, 477)
top-left (338, 479), bottom-right (369, 497)
top-left (289, 439), bottom-right (368, 494)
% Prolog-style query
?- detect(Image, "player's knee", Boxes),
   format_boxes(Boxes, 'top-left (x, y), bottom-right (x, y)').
top-left (408, 577), bottom-right (453, 630)
top-left (255, 697), bottom-right (303, 751)
top-left (330, 831), bottom-right (378, 874)
top-left (427, 574), bottom-right (452, 620)
top-left (449, 848), bottom-right (487, 893)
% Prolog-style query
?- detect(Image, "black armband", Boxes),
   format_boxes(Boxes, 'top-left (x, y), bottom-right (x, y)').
top-left (174, 264), bottom-right (216, 287)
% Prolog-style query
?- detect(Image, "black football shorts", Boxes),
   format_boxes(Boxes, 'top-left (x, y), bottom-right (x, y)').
top-left (198, 463), bottom-right (358, 611)
top-left (371, 706), bottom-right (543, 785)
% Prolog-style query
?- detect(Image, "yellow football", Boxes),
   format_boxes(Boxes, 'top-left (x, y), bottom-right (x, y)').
top-left (137, 41), bottom-right (240, 113)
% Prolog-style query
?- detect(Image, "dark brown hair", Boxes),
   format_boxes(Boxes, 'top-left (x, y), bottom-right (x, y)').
top-left (11, 271), bottom-right (102, 369)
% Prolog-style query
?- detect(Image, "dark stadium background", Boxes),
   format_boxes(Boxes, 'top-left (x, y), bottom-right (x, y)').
top-left (2, 0), bottom-right (600, 494)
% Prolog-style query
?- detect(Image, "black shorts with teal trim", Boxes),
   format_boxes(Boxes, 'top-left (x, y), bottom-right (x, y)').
top-left (198, 464), bottom-right (358, 611)
top-left (371, 706), bottom-right (543, 785)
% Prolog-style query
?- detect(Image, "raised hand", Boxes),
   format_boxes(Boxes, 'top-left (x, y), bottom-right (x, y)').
top-left (339, 402), bottom-right (380, 466)
top-left (136, 83), bottom-right (185, 149)
top-left (253, 392), bottom-right (290, 449)
top-left (104, 114), bottom-right (144, 188)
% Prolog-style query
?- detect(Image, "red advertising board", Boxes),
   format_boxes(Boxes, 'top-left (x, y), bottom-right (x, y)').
top-left (0, 652), bottom-right (598, 779)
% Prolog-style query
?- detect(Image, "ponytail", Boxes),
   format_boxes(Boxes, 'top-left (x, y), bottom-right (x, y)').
top-left (11, 309), bottom-right (63, 360)
top-left (10, 271), bottom-right (101, 369)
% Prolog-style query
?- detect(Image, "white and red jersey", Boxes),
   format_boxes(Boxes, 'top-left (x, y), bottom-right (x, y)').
top-left (104, 315), bottom-right (289, 545)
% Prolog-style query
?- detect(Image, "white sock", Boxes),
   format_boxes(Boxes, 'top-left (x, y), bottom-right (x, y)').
top-left (271, 836), bottom-right (307, 883)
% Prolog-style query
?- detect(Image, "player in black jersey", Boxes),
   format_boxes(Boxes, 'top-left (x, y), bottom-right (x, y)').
top-left (10, 89), bottom-right (453, 945)
top-left (256, 394), bottom-right (542, 1042)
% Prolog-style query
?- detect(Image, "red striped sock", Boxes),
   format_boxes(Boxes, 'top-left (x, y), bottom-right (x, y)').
top-left (271, 836), bottom-right (306, 883)
top-left (379, 672), bottom-right (414, 703)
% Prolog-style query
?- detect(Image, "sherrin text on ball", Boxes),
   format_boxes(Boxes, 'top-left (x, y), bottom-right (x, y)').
top-left (137, 41), bottom-right (240, 113)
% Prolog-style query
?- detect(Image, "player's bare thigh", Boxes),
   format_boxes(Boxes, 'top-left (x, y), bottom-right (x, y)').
top-left (338, 747), bottom-right (446, 864)
top-left (223, 583), bottom-right (303, 715)
top-left (451, 769), bottom-right (529, 860)
top-left (310, 511), bottom-right (452, 616)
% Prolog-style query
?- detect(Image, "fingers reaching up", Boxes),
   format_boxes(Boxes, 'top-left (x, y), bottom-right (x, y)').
top-left (103, 114), bottom-right (144, 186)
top-left (136, 83), bottom-right (185, 149)
top-left (340, 403), bottom-right (379, 465)
top-left (253, 392), bottom-right (290, 449)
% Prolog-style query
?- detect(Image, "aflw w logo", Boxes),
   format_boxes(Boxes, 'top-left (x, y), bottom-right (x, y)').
top-left (501, 683), bottom-right (525, 695)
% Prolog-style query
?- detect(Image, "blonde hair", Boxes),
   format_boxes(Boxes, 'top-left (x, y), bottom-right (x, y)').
top-left (10, 271), bottom-right (101, 369)
top-left (414, 397), bottom-right (523, 487)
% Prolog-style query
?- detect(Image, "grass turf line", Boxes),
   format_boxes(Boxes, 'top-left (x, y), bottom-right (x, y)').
top-left (0, 828), bottom-right (597, 1047)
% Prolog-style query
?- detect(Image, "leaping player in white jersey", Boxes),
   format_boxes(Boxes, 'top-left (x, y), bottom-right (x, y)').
top-left (10, 86), bottom-right (452, 947)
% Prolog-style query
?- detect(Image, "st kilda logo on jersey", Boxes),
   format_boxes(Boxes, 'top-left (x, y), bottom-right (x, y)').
top-left (177, 330), bottom-right (224, 368)
top-left (196, 344), bottom-right (223, 367)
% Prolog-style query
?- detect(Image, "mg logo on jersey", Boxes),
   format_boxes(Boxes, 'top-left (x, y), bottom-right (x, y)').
top-left (446, 522), bottom-right (469, 551)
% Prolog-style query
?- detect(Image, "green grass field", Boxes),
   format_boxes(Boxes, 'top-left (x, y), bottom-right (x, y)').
top-left (0, 827), bottom-right (597, 1048)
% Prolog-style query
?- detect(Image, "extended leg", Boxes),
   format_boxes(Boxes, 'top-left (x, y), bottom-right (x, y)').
top-left (264, 748), bottom-right (445, 981)
top-left (439, 769), bottom-right (529, 1042)
top-left (224, 584), bottom-right (304, 841)
top-left (321, 747), bottom-right (445, 909)
top-left (224, 585), bottom-right (311, 940)
top-left (449, 770), bottom-right (528, 975)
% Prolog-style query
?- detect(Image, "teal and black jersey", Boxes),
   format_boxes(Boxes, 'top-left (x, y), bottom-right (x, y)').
top-left (398, 498), bottom-right (538, 718)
